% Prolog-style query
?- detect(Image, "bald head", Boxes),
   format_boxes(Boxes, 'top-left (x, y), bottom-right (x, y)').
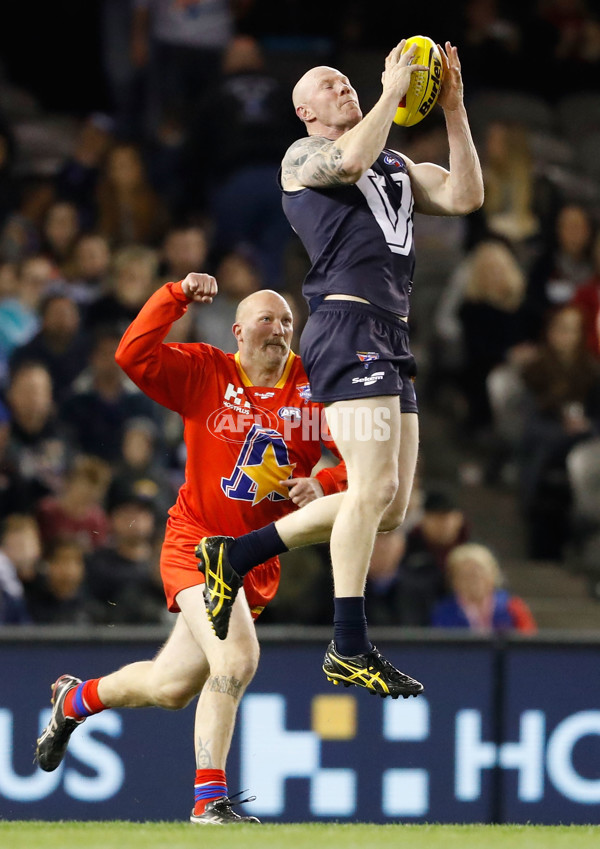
top-left (292, 66), bottom-right (339, 110)
top-left (291, 66), bottom-right (362, 133)
top-left (235, 289), bottom-right (292, 325)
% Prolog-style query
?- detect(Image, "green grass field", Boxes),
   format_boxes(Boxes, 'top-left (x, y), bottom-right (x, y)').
top-left (1, 822), bottom-right (599, 849)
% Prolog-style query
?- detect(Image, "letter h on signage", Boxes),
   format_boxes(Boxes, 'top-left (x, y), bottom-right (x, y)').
top-left (240, 694), bottom-right (431, 818)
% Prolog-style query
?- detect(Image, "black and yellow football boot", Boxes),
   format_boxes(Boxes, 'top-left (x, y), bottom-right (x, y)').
top-left (195, 536), bottom-right (242, 640)
top-left (323, 642), bottom-right (424, 698)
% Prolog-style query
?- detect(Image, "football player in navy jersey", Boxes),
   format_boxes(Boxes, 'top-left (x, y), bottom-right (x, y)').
top-left (197, 40), bottom-right (484, 698)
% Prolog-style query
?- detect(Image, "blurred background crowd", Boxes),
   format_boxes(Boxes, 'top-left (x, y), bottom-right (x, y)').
top-left (0, 0), bottom-right (599, 632)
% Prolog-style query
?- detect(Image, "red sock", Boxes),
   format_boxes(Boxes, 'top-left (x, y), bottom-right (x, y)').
top-left (194, 768), bottom-right (227, 815)
top-left (63, 679), bottom-right (107, 719)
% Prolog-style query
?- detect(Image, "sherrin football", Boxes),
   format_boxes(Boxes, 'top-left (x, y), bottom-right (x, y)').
top-left (393, 35), bottom-right (444, 127)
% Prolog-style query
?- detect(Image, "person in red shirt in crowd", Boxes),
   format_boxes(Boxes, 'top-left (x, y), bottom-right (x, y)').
top-left (35, 272), bottom-right (346, 824)
top-left (35, 454), bottom-right (111, 553)
top-left (571, 232), bottom-right (600, 357)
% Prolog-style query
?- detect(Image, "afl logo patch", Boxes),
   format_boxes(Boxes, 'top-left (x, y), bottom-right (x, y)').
top-left (278, 406), bottom-right (302, 420)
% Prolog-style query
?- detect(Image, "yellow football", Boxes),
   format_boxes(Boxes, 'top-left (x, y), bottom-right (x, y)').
top-left (393, 35), bottom-right (444, 127)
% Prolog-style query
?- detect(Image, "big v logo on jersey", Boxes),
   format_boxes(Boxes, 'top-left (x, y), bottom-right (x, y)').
top-left (357, 169), bottom-right (414, 256)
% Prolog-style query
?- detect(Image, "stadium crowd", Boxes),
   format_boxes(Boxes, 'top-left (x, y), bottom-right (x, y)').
top-left (0, 0), bottom-right (599, 628)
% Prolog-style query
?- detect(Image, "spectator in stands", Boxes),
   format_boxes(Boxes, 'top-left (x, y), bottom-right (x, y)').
top-left (60, 325), bottom-right (162, 463)
top-left (186, 35), bottom-right (297, 289)
top-left (96, 142), bottom-right (169, 247)
top-left (478, 121), bottom-right (541, 254)
top-left (518, 304), bottom-right (600, 560)
top-left (0, 176), bottom-right (55, 263)
top-left (159, 223), bottom-right (210, 285)
top-left (40, 201), bottom-right (81, 271)
top-left (459, 239), bottom-right (530, 435)
top-left (87, 244), bottom-right (159, 332)
top-left (0, 400), bottom-right (28, 519)
top-left (10, 293), bottom-right (89, 403)
top-left (54, 113), bottom-right (115, 231)
top-left (458, 0), bottom-right (522, 93)
top-left (536, 0), bottom-right (600, 96)
top-left (366, 488), bottom-right (469, 627)
top-left (195, 250), bottom-right (261, 352)
top-left (0, 512), bottom-right (42, 603)
top-left (0, 255), bottom-right (57, 379)
top-left (25, 539), bottom-right (91, 625)
top-left (571, 231), bottom-right (600, 357)
top-left (61, 233), bottom-right (112, 307)
top-left (432, 542), bottom-right (537, 633)
top-left (131, 0), bottom-right (234, 144)
top-left (4, 361), bottom-right (71, 504)
top-left (0, 514), bottom-right (37, 624)
top-left (0, 261), bottom-right (17, 299)
top-left (525, 203), bottom-right (595, 342)
top-left (107, 416), bottom-right (175, 524)
top-left (433, 238), bottom-right (528, 436)
top-left (86, 488), bottom-right (164, 624)
top-left (36, 454), bottom-right (111, 553)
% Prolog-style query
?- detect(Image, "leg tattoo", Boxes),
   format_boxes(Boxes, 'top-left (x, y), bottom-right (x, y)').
top-left (206, 675), bottom-right (243, 701)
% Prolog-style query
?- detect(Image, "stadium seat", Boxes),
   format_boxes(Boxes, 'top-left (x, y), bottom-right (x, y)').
top-left (556, 93), bottom-right (600, 144)
top-left (466, 89), bottom-right (556, 138)
top-left (575, 130), bottom-right (600, 181)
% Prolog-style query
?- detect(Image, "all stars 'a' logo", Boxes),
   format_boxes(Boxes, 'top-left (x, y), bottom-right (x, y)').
top-left (221, 423), bottom-right (296, 505)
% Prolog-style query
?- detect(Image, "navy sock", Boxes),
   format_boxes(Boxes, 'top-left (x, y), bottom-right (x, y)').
top-left (227, 523), bottom-right (288, 578)
top-left (333, 597), bottom-right (372, 656)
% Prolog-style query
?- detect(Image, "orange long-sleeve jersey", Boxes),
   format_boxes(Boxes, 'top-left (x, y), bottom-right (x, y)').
top-left (115, 281), bottom-right (347, 539)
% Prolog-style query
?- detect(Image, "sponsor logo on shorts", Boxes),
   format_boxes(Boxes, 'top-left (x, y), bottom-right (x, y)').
top-left (351, 371), bottom-right (385, 387)
top-left (356, 351), bottom-right (381, 369)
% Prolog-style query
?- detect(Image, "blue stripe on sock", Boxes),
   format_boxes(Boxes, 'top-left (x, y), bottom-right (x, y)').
top-left (71, 685), bottom-right (88, 718)
top-left (194, 783), bottom-right (228, 801)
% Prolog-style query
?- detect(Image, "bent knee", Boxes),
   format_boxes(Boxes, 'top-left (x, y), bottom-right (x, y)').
top-left (210, 645), bottom-right (260, 687)
top-left (349, 477), bottom-right (399, 515)
top-left (378, 513), bottom-right (405, 533)
top-left (153, 680), bottom-right (198, 711)
top-left (379, 502), bottom-right (409, 532)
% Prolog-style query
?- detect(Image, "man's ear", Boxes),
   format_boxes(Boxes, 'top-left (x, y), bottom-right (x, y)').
top-left (296, 105), bottom-right (313, 123)
top-left (233, 322), bottom-right (242, 341)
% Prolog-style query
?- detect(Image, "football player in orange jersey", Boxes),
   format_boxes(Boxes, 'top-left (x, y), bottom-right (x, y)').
top-left (35, 273), bottom-right (347, 824)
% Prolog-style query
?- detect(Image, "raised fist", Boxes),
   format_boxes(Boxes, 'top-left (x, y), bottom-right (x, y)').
top-left (181, 273), bottom-right (218, 304)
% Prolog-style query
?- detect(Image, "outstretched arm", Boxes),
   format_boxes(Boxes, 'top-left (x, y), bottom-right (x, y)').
top-left (405, 42), bottom-right (484, 216)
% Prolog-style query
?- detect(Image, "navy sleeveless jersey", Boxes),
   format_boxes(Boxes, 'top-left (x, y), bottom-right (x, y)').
top-left (281, 148), bottom-right (415, 316)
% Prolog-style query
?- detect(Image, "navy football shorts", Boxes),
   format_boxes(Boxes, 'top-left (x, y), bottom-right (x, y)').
top-left (299, 299), bottom-right (418, 411)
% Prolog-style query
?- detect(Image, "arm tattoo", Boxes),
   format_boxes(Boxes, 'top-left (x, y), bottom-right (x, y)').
top-left (282, 137), bottom-right (349, 188)
top-left (206, 675), bottom-right (243, 701)
top-left (196, 735), bottom-right (214, 768)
